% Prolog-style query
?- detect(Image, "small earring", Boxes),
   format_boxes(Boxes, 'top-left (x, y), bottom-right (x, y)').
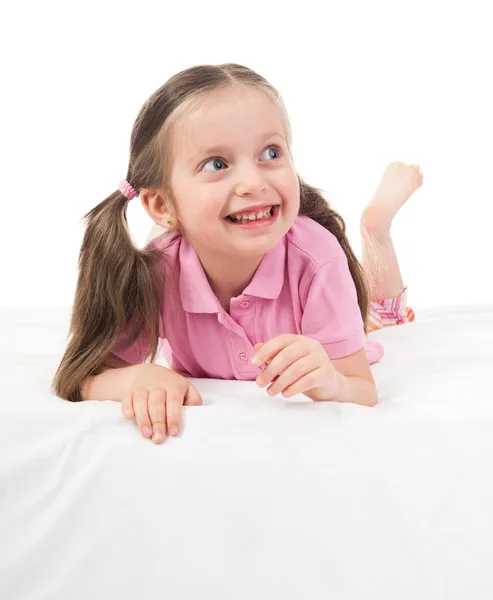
top-left (167, 220), bottom-right (172, 225)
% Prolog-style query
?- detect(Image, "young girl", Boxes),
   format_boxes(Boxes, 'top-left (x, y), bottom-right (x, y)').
top-left (52, 63), bottom-right (420, 444)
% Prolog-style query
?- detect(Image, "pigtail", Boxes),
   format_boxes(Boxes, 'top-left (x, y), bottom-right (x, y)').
top-left (298, 177), bottom-right (370, 331)
top-left (51, 190), bottom-right (166, 402)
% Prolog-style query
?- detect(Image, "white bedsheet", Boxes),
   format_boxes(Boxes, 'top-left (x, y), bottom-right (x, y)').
top-left (1, 304), bottom-right (493, 600)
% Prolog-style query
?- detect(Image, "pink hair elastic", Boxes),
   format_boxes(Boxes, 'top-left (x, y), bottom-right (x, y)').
top-left (119, 179), bottom-right (139, 200)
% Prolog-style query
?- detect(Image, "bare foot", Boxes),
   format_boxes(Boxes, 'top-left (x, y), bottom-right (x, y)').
top-left (361, 162), bottom-right (424, 237)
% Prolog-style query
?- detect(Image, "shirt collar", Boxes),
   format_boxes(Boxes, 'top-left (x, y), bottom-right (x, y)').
top-left (243, 236), bottom-right (286, 300)
top-left (179, 237), bottom-right (221, 314)
top-left (179, 236), bottom-right (286, 314)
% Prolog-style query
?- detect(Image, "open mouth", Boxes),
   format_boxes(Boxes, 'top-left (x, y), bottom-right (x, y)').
top-left (225, 204), bottom-right (280, 223)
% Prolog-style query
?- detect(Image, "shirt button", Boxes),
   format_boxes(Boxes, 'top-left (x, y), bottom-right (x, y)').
top-left (239, 352), bottom-right (248, 361)
top-left (240, 301), bottom-right (250, 308)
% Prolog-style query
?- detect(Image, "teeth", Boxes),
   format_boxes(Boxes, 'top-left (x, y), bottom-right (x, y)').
top-left (230, 206), bottom-right (274, 221)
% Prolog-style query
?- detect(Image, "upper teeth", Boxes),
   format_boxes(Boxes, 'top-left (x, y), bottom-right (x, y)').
top-left (231, 207), bottom-right (273, 221)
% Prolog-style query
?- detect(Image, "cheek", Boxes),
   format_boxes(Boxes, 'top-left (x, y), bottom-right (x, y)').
top-left (191, 195), bottom-right (224, 224)
top-left (202, 191), bottom-right (225, 214)
top-left (175, 181), bottom-right (220, 216)
top-left (178, 192), bottom-right (225, 235)
top-left (281, 172), bottom-right (301, 213)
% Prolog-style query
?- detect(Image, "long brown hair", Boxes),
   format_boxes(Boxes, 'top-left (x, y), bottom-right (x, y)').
top-left (52, 63), bottom-right (370, 403)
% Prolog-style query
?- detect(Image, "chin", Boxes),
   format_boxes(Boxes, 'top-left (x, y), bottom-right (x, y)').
top-left (235, 231), bottom-right (285, 255)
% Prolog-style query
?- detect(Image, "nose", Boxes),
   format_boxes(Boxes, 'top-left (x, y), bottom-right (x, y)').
top-left (234, 164), bottom-right (268, 197)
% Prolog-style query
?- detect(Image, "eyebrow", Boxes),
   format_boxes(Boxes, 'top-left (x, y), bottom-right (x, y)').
top-left (189, 131), bottom-right (285, 164)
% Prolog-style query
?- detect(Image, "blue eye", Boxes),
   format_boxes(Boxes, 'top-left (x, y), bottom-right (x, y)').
top-left (201, 144), bottom-right (282, 172)
top-left (202, 158), bottom-right (227, 172)
top-left (261, 145), bottom-right (281, 161)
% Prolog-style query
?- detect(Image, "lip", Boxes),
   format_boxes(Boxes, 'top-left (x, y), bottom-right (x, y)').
top-left (226, 203), bottom-right (279, 218)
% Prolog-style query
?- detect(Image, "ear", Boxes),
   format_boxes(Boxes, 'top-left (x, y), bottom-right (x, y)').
top-left (140, 188), bottom-right (174, 227)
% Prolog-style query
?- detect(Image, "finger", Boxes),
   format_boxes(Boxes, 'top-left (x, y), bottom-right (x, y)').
top-left (184, 383), bottom-right (202, 406)
top-left (281, 368), bottom-right (323, 399)
top-left (165, 390), bottom-right (184, 437)
top-left (267, 357), bottom-right (319, 397)
top-left (253, 343), bottom-right (270, 374)
top-left (133, 390), bottom-right (153, 438)
top-left (256, 343), bottom-right (310, 388)
top-left (121, 395), bottom-right (134, 419)
top-left (147, 388), bottom-right (167, 444)
top-left (251, 335), bottom-right (297, 367)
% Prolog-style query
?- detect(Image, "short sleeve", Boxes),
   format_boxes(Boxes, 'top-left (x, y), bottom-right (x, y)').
top-left (301, 257), bottom-right (366, 359)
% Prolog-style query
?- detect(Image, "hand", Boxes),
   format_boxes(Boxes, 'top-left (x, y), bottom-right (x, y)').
top-left (252, 334), bottom-right (341, 401)
top-left (121, 364), bottom-right (202, 444)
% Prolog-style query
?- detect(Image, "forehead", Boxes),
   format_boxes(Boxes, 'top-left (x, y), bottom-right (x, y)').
top-left (173, 86), bottom-right (286, 156)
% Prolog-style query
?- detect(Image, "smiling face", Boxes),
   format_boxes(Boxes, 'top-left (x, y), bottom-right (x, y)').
top-left (167, 84), bottom-right (301, 259)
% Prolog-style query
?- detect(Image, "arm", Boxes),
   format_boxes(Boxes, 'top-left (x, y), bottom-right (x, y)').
top-left (81, 354), bottom-right (203, 443)
top-left (304, 347), bottom-right (378, 407)
top-left (80, 354), bottom-right (139, 401)
top-left (82, 350), bottom-right (173, 401)
top-left (298, 254), bottom-right (376, 406)
top-left (253, 338), bottom-right (378, 408)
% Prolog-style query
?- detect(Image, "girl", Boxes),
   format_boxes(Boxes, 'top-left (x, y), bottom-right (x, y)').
top-left (52, 63), bottom-right (420, 444)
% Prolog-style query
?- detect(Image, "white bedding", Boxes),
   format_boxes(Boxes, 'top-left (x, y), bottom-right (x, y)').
top-left (1, 304), bottom-right (493, 600)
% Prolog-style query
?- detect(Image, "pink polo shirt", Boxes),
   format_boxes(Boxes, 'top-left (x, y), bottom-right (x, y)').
top-left (112, 216), bottom-right (383, 378)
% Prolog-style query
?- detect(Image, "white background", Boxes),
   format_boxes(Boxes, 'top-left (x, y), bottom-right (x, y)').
top-left (1, 0), bottom-right (491, 310)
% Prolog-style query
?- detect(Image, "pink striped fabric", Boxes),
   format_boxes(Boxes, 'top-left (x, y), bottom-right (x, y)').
top-left (366, 286), bottom-right (415, 332)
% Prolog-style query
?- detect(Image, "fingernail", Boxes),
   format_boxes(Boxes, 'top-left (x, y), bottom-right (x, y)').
top-left (123, 409), bottom-right (133, 418)
top-left (169, 425), bottom-right (179, 436)
top-left (153, 430), bottom-right (162, 442)
top-left (143, 426), bottom-right (152, 437)
top-left (251, 355), bottom-right (259, 365)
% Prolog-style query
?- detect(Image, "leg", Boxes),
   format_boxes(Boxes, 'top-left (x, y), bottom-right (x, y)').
top-left (360, 162), bottom-right (423, 332)
top-left (360, 162), bottom-right (423, 299)
top-left (361, 229), bottom-right (405, 299)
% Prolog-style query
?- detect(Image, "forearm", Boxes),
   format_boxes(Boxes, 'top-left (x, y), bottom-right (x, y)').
top-left (81, 365), bottom-right (142, 401)
top-left (305, 372), bottom-right (378, 407)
